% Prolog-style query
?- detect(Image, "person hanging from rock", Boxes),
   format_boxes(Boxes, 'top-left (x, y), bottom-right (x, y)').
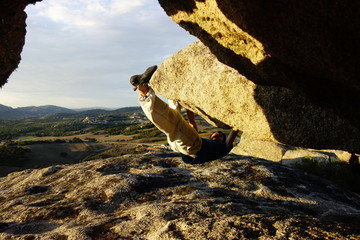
top-left (130, 65), bottom-right (239, 164)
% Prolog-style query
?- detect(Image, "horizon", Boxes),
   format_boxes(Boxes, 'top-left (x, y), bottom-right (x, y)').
top-left (0, 103), bottom-right (139, 111)
top-left (0, 0), bottom-right (196, 109)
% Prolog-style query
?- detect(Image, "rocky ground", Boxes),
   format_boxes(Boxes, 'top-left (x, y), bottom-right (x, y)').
top-left (0, 147), bottom-right (359, 239)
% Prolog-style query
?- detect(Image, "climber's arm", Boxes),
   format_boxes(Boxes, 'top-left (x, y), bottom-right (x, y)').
top-left (226, 129), bottom-right (239, 148)
top-left (186, 109), bottom-right (198, 132)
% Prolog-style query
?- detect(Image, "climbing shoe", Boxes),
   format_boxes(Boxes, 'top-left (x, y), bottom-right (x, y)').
top-left (130, 75), bottom-right (141, 91)
top-left (130, 65), bottom-right (157, 91)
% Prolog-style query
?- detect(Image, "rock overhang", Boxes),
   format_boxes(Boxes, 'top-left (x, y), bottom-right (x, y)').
top-left (158, 0), bottom-right (360, 132)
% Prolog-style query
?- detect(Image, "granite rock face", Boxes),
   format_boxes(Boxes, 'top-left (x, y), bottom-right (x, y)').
top-left (0, 149), bottom-right (360, 239)
top-left (150, 41), bottom-right (360, 153)
top-left (0, 0), bottom-right (42, 87)
top-left (158, 0), bottom-right (360, 130)
top-left (232, 133), bottom-right (354, 164)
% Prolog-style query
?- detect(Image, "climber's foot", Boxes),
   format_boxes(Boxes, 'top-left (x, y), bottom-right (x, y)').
top-left (139, 65), bottom-right (157, 84)
top-left (130, 74), bottom-right (141, 91)
top-left (130, 65), bottom-right (157, 91)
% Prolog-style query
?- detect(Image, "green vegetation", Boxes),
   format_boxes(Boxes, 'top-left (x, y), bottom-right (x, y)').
top-left (0, 108), bottom-right (150, 171)
top-left (0, 106), bottom-right (170, 175)
top-left (294, 157), bottom-right (360, 194)
top-left (0, 119), bottom-right (82, 139)
top-left (0, 108), bottom-right (145, 140)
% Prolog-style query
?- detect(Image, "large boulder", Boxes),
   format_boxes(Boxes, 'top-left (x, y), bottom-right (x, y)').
top-left (158, 0), bottom-right (360, 134)
top-left (0, 150), bottom-right (359, 239)
top-left (0, 0), bottom-right (42, 87)
top-left (150, 41), bottom-right (360, 153)
top-left (231, 133), bottom-right (353, 164)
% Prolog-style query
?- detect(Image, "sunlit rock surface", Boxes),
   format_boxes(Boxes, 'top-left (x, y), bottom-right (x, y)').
top-left (0, 149), bottom-right (359, 239)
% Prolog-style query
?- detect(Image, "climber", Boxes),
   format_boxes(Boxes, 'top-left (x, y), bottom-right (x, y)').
top-left (130, 65), bottom-right (239, 164)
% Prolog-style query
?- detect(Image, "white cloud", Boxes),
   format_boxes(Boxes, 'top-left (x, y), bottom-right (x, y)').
top-left (1, 1), bottom-right (196, 109)
top-left (109, 0), bottom-right (147, 15)
top-left (31, 0), bottom-right (150, 29)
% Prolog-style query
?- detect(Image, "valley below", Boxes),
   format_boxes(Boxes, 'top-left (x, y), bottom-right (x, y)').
top-left (0, 107), bottom-right (218, 177)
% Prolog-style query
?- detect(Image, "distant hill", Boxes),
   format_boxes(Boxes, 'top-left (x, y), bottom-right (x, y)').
top-left (0, 105), bottom-right (74, 120)
top-left (0, 104), bottom-right (142, 120)
top-left (0, 104), bottom-right (28, 120)
top-left (17, 105), bottom-right (76, 116)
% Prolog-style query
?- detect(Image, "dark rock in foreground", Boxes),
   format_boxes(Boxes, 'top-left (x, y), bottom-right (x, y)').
top-left (0, 149), bottom-right (359, 239)
top-left (0, 0), bottom-right (42, 87)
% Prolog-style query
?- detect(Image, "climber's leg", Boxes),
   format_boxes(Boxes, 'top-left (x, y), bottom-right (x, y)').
top-left (138, 87), bottom-right (202, 156)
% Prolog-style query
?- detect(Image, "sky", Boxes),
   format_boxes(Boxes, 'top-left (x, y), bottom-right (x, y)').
top-left (0, 0), bottom-right (196, 109)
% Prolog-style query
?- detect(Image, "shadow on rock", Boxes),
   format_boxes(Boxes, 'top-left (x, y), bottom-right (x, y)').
top-left (0, 221), bottom-right (59, 235)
